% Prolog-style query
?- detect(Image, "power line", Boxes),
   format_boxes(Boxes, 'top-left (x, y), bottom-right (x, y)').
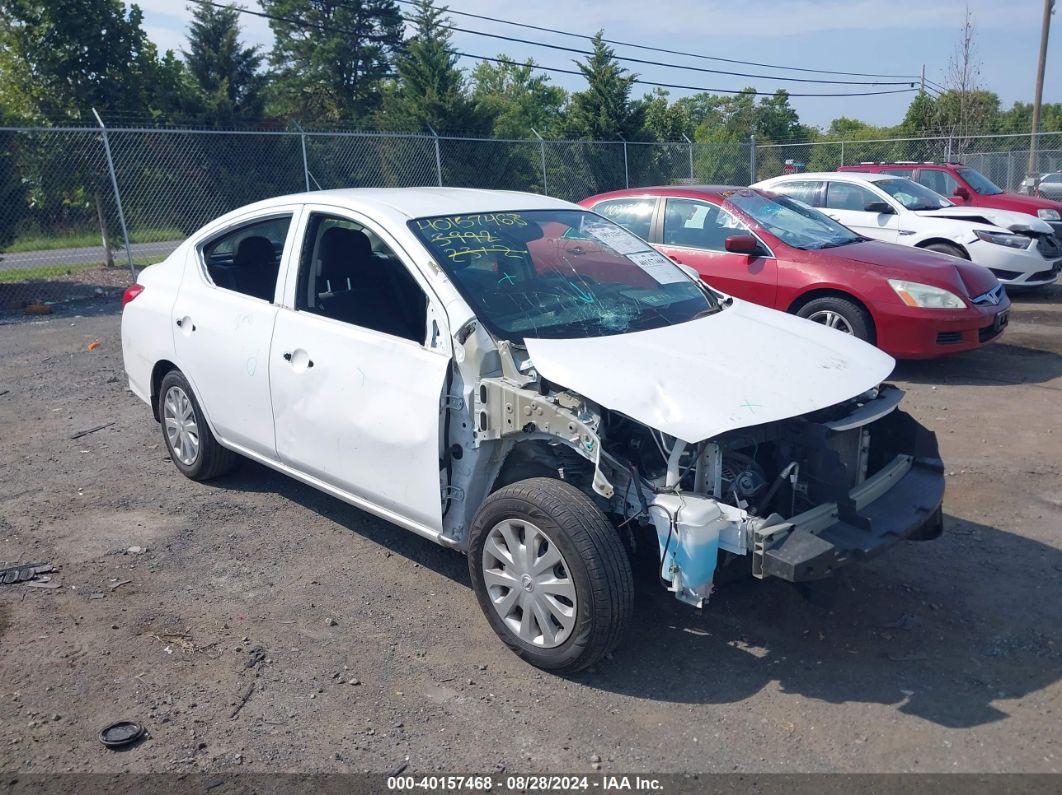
top-left (392, 0), bottom-right (922, 81)
top-left (384, 7), bottom-right (915, 87)
top-left (214, 3), bottom-right (917, 98)
top-left (463, 52), bottom-right (917, 97)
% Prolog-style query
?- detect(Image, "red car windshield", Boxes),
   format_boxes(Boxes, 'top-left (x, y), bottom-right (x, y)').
top-left (957, 167), bottom-right (1004, 195)
top-left (724, 190), bottom-right (863, 250)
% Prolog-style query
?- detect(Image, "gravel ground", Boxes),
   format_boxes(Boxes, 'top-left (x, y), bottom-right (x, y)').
top-left (0, 288), bottom-right (1059, 775)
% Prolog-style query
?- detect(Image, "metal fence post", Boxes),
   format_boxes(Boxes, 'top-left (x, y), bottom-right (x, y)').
top-left (749, 134), bottom-right (757, 182)
top-left (294, 121), bottom-right (311, 191)
top-left (840, 139), bottom-right (846, 168)
top-left (620, 136), bottom-right (630, 188)
top-left (91, 108), bottom-right (134, 277)
top-left (683, 134), bottom-right (694, 181)
top-left (531, 128), bottom-right (548, 194)
top-left (427, 125), bottom-right (443, 186)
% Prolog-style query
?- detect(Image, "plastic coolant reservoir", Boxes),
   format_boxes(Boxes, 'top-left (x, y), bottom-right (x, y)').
top-left (650, 494), bottom-right (728, 590)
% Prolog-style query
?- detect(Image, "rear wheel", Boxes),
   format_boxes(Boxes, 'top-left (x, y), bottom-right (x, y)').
top-left (159, 369), bottom-right (237, 481)
top-left (922, 242), bottom-right (968, 259)
top-left (468, 477), bottom-right (633, 672)
top-left (795, 296), bottom-right (872, 342)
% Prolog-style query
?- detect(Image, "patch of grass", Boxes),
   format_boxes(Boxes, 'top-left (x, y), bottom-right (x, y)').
top-left (5, 227), bottom-right (182, 253)
top-left (0, 259), bottom-right (160, 283)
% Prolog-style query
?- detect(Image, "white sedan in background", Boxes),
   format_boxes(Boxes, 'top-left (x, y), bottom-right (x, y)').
top-left (754, 172), bottom-right (1061, 287)
top-left (121, 187), bottom-right (945, 672)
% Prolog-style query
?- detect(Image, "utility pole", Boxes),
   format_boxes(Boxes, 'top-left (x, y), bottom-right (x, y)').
top-left (920, 64), bottom-right (926, 94)
top-left (1027, 0), bottom-right (1055, 187)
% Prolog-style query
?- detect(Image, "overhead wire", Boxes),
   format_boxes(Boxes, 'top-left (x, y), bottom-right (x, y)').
top-left (391, 0), bottom-right (922, 81)
top-left (214, 3), bottom-right (917, 98)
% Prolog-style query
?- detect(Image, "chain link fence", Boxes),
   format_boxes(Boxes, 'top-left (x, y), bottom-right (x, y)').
top-left (1, 122), bottom-right (1058, 313)
top-left (755, 131), bottom-right (1062, 188)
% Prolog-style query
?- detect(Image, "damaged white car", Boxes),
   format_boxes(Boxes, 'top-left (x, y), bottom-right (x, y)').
top-left (121, 188), bottom-right (945, 672)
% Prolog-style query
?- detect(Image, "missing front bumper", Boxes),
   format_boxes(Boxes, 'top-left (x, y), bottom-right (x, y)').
top-left (754, 412), bottom-right (945, 583)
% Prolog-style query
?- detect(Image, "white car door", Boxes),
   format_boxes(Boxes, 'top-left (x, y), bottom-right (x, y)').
top-left (269, 207), bottom-right (452, 533)
top-left (172, 208), bottom-right (301, 459)
top-left (822, 181), bottom-right (902, 242)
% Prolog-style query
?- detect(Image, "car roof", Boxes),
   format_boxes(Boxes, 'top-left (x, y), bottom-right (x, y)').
top-left (232, 187), bottom-right (579, 220)
top-left (761, 172), bottom-right (901, 184)
top-left (584, 185), bottom-right (752, 201)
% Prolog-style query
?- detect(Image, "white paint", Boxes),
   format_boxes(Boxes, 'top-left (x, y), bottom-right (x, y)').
top-left (525, 298), bottom-right (895, 444)
top-left (754, 172), bottom-right (1056, 285)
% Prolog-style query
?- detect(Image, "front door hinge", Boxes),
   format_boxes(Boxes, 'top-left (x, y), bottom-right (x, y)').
top-left (441, 394), bottom-right (465, 412)
top-left (441, 485), bottom-right (465, 503)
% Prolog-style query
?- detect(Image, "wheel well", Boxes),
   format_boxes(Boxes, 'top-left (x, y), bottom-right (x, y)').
top-left (150, 360), bottom-right (178, 421)
top-left (490, 440), bottom-right (592, 494)
top-left (787, 289), bottom-right (877, 343)
top-left (915, 238), bottom-right (970, 259)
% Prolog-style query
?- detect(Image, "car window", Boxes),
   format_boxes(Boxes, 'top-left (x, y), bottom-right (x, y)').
top-left (824, 182), bottom-right (881, 212)
top-left (1043, 174), bottom-right (1061, 184)
top-left (876, 178), bottom-right (952, 210)
top-left (201, 215), bottom-right (292, 302)
top-left (724, 190), bottom-right (863, 250)
top-left (916, 169), bottom-right (959, 197)
top-left (882, 168), bottom-right (914, 179)
top-left (662, 197), bottom-right (752, 251)
top-left (296, 213), bottom-right (427, 344)
top-left (764, 180), bottom-right (821, 206)
top-left (592, 198), bottom-right (655, 240)
top-left (410, 210), bottom-right (718, 341)
top-left (956, 167), bottom-right (1004, 195)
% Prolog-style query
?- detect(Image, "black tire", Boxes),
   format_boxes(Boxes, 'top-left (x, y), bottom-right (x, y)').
top-left (922, 242), bottom-right (969, 259)
top-left (795, 296), bottom-right (873, 342)
top-left (468, 477), bottom-right (633, 672)
top-left (158, 369), bottom-right (237, 481)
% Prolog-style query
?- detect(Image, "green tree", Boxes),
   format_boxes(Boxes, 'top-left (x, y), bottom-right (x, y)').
top-left (263, 0), bottom-right (404, 123)
top-left (562, 32), bottom-right (643, 140)
top-left (471, 56), bottom-right (565, 138)
top-left (640, 89), bottom-right (692, 142)
top-left (184, 1), bottom-right (265, 124)
top-left (0, 0), bottom-right (174, 120)
top-left (380, 0), bottom-right (487, 134)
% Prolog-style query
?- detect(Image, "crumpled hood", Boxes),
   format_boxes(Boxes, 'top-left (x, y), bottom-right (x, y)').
top-left (525, 299), bottom-right (895, 444)
top-left (829, 241), bottom-right (1000, 298)
top-left (915, 205), bottom-right (1054, 234)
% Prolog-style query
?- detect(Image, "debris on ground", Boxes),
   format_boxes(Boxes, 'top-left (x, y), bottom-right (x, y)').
top-left (230, 681), bottom-right (257, 719)
top-left (99, 720), bottom-right (146, 749)
top-left (70, 421), bottom-right (115, 440)
top-left (0, 563), bottom-right (55, 585)
top-left (87, 340), bottom-right (101, 352)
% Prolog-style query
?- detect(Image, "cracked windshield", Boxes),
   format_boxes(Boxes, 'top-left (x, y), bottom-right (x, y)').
top-left (411, 210), bottom-right (718, 340)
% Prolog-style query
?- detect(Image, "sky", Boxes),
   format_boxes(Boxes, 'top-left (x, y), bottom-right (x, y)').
top-left (136, 0), bottom-right (1060, 131)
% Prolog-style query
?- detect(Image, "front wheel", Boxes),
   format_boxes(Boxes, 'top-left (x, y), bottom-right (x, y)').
top-left (468, 477), bottom-right (633, 672)
top-left (795, 296), bottom-right (873, 342)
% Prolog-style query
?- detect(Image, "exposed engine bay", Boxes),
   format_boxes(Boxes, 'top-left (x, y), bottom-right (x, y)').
top-left (442, 336), bottom-right (945, 608)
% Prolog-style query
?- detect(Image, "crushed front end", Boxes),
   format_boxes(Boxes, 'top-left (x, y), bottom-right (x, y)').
top-left (601, 385), bottom-right (944, 606)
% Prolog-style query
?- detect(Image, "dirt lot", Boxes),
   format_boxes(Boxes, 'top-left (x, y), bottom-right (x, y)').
top-left (0, 288), bottom-right (1059, 776)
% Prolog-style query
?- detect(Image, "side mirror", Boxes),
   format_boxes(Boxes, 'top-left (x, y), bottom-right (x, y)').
top-left (724, 234), bottom-right (760, 254)
top-left (953, 186), bottom-right (971, 200)
top-left (864, 201), bottom-right (895, 214)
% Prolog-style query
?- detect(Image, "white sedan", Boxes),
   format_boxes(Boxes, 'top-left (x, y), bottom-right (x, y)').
top-left (122, 188), bottom-right (944, 671)
top-left (754, 172), bottom-right (1061, 287)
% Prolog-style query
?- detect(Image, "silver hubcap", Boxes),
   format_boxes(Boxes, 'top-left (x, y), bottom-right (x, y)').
top-left (482, 519), bottom-right (577, 648)
top-left (807, 309), bottom-right (855, 335)
top-left (163, 385), bottom-right (200, 466)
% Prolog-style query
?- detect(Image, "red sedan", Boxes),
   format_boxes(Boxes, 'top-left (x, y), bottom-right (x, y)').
top-left (580, 186), bottom-right (1010, 359)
